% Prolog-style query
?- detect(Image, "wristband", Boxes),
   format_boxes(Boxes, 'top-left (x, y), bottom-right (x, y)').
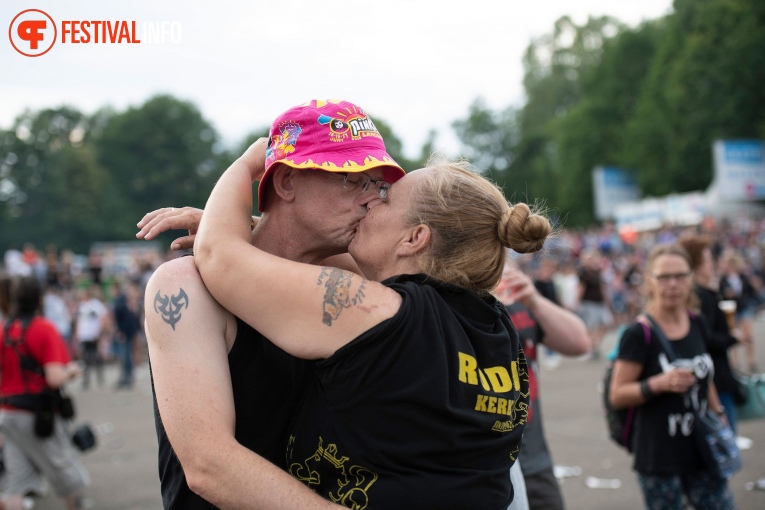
top-left (640, 379), bottom-right (655, 400)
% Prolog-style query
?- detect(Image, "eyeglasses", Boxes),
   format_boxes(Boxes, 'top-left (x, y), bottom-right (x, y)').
top-left (651, 272), bottom-right (691, 284)
top-left (338, 172), bottom-right (391, 201)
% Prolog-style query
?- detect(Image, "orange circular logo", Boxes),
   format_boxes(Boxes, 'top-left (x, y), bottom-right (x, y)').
top-left (9, 9), bottom-right (57, 57)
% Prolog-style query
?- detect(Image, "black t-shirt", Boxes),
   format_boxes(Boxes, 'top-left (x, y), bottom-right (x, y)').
top-left (286, 274), bottom-right (528, 510)
top-left (505, 302), bottom-right (553, 476)
top-left (617, 318), bottom-right (713, 475)
top-left (153, 318), bottom-right (315, 509)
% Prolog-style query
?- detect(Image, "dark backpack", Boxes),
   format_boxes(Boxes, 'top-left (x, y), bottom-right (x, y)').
top-left (603, 321), bottom-right (650, 452)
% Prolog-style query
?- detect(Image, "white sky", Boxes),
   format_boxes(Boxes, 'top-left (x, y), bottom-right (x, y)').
top-left (1, 0), bottom-right (673, 158)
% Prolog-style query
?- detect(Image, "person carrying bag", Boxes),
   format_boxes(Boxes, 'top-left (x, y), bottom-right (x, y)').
top-left (644, 314), bottom-right (742, 481)
top-left (609, 244), bottom-right (737, 510)
top-left (2, 318), bottom-right (76, 438)
top-left (0, 276), bottom-right (90, 510)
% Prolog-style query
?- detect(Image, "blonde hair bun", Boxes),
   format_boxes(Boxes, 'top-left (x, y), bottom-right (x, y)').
top-left (499, 203), bottom-right (551, 254)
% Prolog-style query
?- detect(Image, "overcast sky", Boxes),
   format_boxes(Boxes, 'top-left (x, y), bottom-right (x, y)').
top-left (2, 0), bottom-right (673, 158)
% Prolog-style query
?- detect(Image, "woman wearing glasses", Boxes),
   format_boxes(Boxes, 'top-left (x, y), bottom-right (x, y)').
top-left (609, 244), bottom-right (735, 510)
top-left (189, 136), bottom-right (551, 509)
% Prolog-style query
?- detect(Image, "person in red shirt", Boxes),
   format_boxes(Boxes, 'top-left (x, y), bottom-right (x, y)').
top-left (0, 276), bottom-right (89, 510)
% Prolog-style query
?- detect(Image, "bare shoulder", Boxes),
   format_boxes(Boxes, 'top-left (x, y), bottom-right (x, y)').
top-left (146, 256), bottom-right (199, 288)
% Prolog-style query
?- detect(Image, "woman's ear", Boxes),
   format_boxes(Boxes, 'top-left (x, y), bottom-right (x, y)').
top-left (270, 166), bottom-right (297, 204)
top-left (398, 224), bottom-right (431, 257)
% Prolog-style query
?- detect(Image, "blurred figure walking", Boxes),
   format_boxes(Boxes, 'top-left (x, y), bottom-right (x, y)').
top-left (577, 249), bottom-right (613, 359)
top-left (112, 282), bottom-right (142, 389)
top-left (0, 276), bottom-right (89, 510)
top-left (719, 251), bottom-right (758, 374)
top-left (73, 286), bottom-right (108, 390)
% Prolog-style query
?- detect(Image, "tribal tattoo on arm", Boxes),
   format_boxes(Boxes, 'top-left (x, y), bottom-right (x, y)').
top-left (153, 288), bottom-right (189, 330)
top-left (317, 267), bottom-right (367, 326)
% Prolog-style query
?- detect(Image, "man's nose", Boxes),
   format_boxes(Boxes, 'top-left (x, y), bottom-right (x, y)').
top-left (357, 187), bottom-right (380, 207)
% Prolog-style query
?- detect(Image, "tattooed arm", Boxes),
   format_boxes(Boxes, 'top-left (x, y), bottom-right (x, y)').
top-left (145, 257), bottom-right (340, 510)
top-left (195, 140), bottom-right (402, 359)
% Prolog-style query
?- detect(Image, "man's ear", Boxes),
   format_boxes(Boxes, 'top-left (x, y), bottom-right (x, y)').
top-left (269, 165), bottom-right (297, 204)
top-left (398, 224), bottom-right (431, 257)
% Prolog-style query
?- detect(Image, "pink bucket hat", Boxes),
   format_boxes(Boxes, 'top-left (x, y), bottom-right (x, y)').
top-left (258, 99), bottom-right (405, 211)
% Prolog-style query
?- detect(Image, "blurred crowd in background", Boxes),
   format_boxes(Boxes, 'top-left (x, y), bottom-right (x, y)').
top-left (514, 212), bottom-right (765, 374)
top-left (1, 244), bottom-right (167, 392)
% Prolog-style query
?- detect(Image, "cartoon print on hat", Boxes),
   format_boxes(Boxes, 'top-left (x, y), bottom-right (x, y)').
top-left (258, 99), bottom-right (405, 211)
top-left (266, 121), bottom-right (302, 163)
top-left (317, 103), bottom-right (381, 143)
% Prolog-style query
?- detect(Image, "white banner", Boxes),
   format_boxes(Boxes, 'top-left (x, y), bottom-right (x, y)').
top-left (592, 166), bottom-right (641, 220)
top-left (712, 140), bottom-right (765, 201)
top-left (615, 192), bottom-right (707, 232)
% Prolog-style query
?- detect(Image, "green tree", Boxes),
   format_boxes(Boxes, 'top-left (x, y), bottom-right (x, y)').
top-left (625, 0), bottom-right (765, 195)
top-left (455, 3), bottom-right (765, 225)
top-left (552, 21), bottom-right (664, 224)
top-left (520, 16), bottom-right (624, 136)
top-left (452, 99), bottom-right (521, 196)
top-left (94, 95), bottom-right (223, 239)
top-left (0, 106), bottom-right (111, 253)
top-left (518, 15), bottom-right (626, 221)
top-left (453, 16), bottom-right (625, 215)
top-left (46, 145), bottom-right (109, 250)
